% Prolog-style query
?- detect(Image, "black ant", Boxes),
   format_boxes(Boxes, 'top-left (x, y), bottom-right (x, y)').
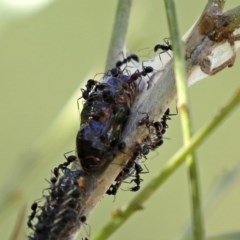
top-left (150, 107), bottom-right (178, 148)
top-left (109, 67), bottom-right (122, 77)
top-left (106, 144), bottom-right (150, 196)
top-left (49, 176), bottom-right (58, 186)
top-left (79, 215), bottom-right (91, 238)
top-left (106, 181), bottom-right (122, 196)
top-left (134, 143), bottom-right (150, 159)
top-left (153, 121), bottom-right (163, 137)
top-left (160, 108), bottom-right (177, 134)
top-left (80, 79), bottom-right (98, 100)
top-left (53, 153), bottom-right (77, 179)
top-left (154, 38), bottom-right (172, 60)
top-left (27, 202), bottom-right (38, 229)
top-left (137, 113), bottom-right (163, 145)
top-left (77, 79), bottom-right (98, 116)
top-left (129, 66), bottom-right (154, 83)
top-left (106, 157), bottom-right (140, 196)
top-left (137, 113), bottom-right (151, 127)
top-left (137, 108), bottom-right (177, 149)
top-left (107, 54), bottom-right (139, 78)
top-left (150, 137), bottom-right (164, 150)
top-left (128, 162), bottom-right (144, 192)
top-left (115, 54), bottom-right (139, 68)
top-left (137, 113), bottom-right (155, 134)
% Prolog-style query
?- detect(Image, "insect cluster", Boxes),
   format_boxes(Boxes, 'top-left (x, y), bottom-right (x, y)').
top-left (27, 155), bottom-right (89, 240)
top-left (106, 108), bottom-right (173, 195)
top-left (27, 40), bottom-right (173, 239)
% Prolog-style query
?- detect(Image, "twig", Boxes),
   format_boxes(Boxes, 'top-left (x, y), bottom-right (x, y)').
top-left (164, 0), bottom-right (204, 239)
top-left (105, 0), bottom-right (132, 70)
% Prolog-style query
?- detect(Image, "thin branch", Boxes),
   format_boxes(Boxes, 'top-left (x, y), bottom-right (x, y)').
top-left (105, 0), bottom-right (132, 70)
top-left (164, 0), bottom-right (204, 239)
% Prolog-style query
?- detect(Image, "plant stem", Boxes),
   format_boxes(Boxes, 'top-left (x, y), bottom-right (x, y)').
top-left (164, 0), bottom-right (204, 239)
top-left (105, 0), bottom-right (132, 70)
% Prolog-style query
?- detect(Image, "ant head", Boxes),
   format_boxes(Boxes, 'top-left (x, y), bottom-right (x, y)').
top-left (110, 67), bottom-right (121, 77)
top-left (31, 202), bottom-right (38, 211)
top-left (128, 54), bottom-right (139, 63)
top-left (67, 155), bottom-right (77, 163)
top-left (154, 44), bottom-right (163, 52)
top-left (144, 66), bottom-right (154, 74)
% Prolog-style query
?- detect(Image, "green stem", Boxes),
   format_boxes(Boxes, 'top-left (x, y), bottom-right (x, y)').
top-left (93, 89), bottom-right (240, 240)
top-left (164, 0), bottom-right (204, 239)
top-left (105, 0), bottom-right (132, 70)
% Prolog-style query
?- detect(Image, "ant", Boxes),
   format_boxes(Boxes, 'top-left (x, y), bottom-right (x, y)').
top-left (129, 66), bottom-right (154, 83)
top-left (49, 176), bottom-right (58, 187)
top-left (150, 107), bottom-right (178, 148)
top-left (80, 79), bottom-right (98, 100)
top-left (153, 121), bottom-right (163, 137)
top-left (53, 153), bottom-right (77, 179)
top-left (137, 113), bottom-right (155, 135)
top-left (106, 181), bottom-right (122, 196)
top-left (154, 38), bottom-right (172, 61)
top-left (79, 215), bottom-right (91, 238)
top-left (160, 108), bottom-right (177, 134)
top-left (137, 113), bottom-right (163, 145)
top-left (137, 113), bottom-right (151, 127)
top-left (115, 54), bottom-right (139, 68)
top-left (106, 144), bottom-right (149, 196)
top-left (120, 161), bottom-right (148, 192)
top-left (77, 79), bottom-right (98, 116)
top-left (107, 54), bottom-right (139, 78)
top-left (105, 156), bottom-right (139, 196)
top-left (41, 175), bottom-right (59, 199)
top-left (128, 162), bottom-right (144, 192)
top-left (27, 202), bottom-right (38, 229)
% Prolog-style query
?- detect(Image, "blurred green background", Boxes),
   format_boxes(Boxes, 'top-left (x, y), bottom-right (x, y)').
top-left (0, 0), bottom-right (240, 239)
